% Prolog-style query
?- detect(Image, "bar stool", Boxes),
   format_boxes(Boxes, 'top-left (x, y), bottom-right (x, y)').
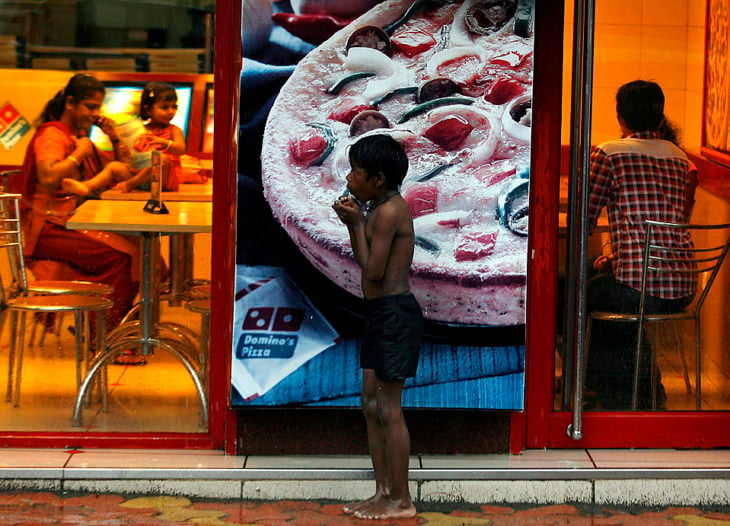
top-left (185, 299), bottom-right (210, 388)
top-left (28, 276), bottom-right (113, 346)
top-left (189, 284), bottom-right (211, 300)
top-left (0, 192), bottom-right (113, 407)
top-left (0, 182), bottom-right (112, 345)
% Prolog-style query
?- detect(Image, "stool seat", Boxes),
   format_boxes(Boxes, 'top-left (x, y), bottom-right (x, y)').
top-left (189, 285), bottom-right (211, 300)
top-left (8, 295), bottom-right (113, 312)
top-left (27, 280), bottom-right (113, 296)
top-left (186, 299), bottom-right (210, 314)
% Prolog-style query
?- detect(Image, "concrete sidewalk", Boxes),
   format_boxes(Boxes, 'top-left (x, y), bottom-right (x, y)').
top-left (2, 448), bottom-right (730, 506)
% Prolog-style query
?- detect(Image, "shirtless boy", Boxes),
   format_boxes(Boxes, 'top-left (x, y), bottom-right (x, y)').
top-left (332, 134), bottom-right (423, 520)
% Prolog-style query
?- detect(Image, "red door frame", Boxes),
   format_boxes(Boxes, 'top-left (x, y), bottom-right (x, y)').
top-left (516, 0), bottom-right (730, 451)
top-left (0, 0), bottom-right (238, 450)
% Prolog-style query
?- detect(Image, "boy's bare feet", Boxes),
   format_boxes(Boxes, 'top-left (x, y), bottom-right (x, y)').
top-left (353, 497), bottom-right (416, 520)
top-left (62, 178), bottom-right (91, 196)
top-left (342, 491), bottom-right (384, 515)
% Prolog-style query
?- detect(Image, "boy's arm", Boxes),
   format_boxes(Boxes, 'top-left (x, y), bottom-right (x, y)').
top-left (349, 205), bottom-right (399, 282)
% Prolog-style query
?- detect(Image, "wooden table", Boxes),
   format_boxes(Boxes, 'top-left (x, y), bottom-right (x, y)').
top-left (67, 199), bottom-right (212, 427)
top-left (99, 179), bottom-right (213, 202)
top-left (98, 183), bottom-right (212, 304)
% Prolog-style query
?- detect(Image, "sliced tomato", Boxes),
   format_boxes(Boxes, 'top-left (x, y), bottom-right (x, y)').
top-left (483, 77), bottom-right (526, 105)
top-left (423, 116), bottom-right (474, 151)
top-left (327, 97), bottom-right (375, 124)
top-left (403, 185), bottom-right (439, 218)
top-left (288, 131), bottom-right (328, 167)
top-left (391, 27), bottom-right (437, 58)
top-left (455, 231), bottom-right (499, 262)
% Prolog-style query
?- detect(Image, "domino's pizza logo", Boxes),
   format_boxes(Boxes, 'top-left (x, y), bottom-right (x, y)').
top-left (236, 307), bottom-right (304, 359)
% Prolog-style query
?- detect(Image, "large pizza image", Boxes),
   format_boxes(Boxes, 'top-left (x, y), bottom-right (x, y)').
top-left (261, 0), bottom-right (533, 326)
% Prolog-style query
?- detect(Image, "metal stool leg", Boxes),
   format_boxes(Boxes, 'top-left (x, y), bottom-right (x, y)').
top-left (672, 321), bottom-right (692, 394)
top-left (5, 311), bottom-right (17, 402)
top-left (13, 311), bottom-right (27, 407)
top-left (695, 314), bottom-right (702, 410)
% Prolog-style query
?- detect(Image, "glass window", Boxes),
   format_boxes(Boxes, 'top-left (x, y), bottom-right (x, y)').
top-left (0, 0), bottom-right (214, 433)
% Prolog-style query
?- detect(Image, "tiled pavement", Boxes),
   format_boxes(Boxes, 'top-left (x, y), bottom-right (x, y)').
top-left (2, 448), bottom-right (730, 511)
top-left (2, 492), bottom-right (730, 525)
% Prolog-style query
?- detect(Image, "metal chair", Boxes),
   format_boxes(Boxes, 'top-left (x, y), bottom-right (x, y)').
top-left (586, 220), bottom-right (730, 410)
top-left (0, 192), bottom-right (113, 407)
top-left (0, 170), bottom-right (112, 345)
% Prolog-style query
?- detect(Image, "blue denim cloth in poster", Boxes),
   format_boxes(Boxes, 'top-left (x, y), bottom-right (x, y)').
top-left (237, 21), bottom-right (314, 267)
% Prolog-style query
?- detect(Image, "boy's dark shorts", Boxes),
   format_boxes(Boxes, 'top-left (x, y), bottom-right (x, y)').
top-left (360, 292), bottom-right (423, 381)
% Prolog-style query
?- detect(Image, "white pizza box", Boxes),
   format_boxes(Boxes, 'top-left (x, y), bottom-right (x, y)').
top-left (114, 118), bottom-right (153, 170)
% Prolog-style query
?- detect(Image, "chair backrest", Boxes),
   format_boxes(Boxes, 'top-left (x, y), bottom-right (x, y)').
top-left (0, 170), bottom-right (21, 193)
top-left (0, 192), bottom-right (28, 304)
top-left (639, 220), bottom-right (730, 316)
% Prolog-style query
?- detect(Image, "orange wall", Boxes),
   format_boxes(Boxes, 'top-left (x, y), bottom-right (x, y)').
top-left (562, 0), bottom-right (707, 153)
top-left (0, 69), bottom-right (77, 167)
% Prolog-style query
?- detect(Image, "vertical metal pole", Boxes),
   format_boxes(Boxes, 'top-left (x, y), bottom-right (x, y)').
top-left (141, 234), bottom-right (152, 355)
top-left (565, 0), bottom-right (596, 441)
top-left (204, 12), bottom-right (213, 73)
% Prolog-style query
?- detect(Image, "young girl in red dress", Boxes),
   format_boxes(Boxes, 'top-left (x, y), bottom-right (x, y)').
top-left (62, 82), bottom-right (186, 195)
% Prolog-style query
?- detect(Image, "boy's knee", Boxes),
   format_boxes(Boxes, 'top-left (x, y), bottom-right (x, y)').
top-left (376, 400), bottom-right (401, 426)
top-left (361, 393), bottom-right (377, 416)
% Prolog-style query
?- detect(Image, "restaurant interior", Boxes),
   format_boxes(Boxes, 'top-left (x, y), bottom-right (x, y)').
top-left (1, 0), bottom-right (729, 439)
top-left (0, 0), bottom-right (215, 433)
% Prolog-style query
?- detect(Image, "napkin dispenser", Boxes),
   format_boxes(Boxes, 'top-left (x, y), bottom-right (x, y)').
top-left (144, 150), bottom-right (169, 214)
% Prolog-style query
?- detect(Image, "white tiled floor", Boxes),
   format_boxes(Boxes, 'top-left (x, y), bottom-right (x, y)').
top-left (3, 446), bottom-right (730, 473)
top-left (2, 447), bottom-right (730, 505)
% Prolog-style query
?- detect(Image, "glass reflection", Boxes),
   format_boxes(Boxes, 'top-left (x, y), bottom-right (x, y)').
top-left (0, 0), bottom-right (215, 433)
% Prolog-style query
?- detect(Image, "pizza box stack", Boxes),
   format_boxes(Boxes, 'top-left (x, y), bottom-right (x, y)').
top-left (31, 57), bottom-right (72, 70)
top-left (0, 35), bottom-right (18, 68)
top-left (147, 49), bottom-right (203, 73)
top-left (86, 57), bottom-right (137, 71)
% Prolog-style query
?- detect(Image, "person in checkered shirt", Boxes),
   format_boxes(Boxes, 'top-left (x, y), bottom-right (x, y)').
top-left (584, 80), bottom-right (697, 410)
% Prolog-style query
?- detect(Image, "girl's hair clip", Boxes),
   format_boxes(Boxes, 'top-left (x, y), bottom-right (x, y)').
top-left (149, 91), bottom-right (155, 98)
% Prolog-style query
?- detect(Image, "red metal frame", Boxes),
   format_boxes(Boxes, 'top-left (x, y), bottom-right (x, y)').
top-left (519, 0), bottom-right (730, 451)
top-left (211, 0), bottom-right (242, 455)
top-left (0, 0), bottom-right (239, 449)
top-left (516, 0), bottom-right (565, 451)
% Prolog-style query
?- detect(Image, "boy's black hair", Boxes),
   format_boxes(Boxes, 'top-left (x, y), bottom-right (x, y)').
top-left (348, 134), bottom-right (409, 189)
top-left (616, 80), bottom-right (665, 132)
top-left (139, 82), bottom-right (178, 120)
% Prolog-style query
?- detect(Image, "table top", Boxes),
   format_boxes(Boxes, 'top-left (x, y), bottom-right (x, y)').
top-left (67, 199), bottom-right (212, 234)
top-left (100, 179), bottom-right (212, 202)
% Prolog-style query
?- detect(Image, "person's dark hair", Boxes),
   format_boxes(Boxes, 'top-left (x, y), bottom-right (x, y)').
top-left (39, 73), bottom-right (105, 125)
top-left (349, 134), bottom-right (409, 189)
top-left (658, 118), bottom-right (682, 147)
top-left (616, 80), bottom-right (665, 132)
top-left (139, 82), bottom-right (178, 120)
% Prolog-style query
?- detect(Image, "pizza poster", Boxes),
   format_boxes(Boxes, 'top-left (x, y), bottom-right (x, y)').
top-left (0, 101), bottom-right (31, 151)
top-left (232, 0), bottom-right (532, 409)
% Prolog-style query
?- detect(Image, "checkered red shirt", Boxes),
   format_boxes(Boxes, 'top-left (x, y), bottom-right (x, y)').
top-left (588, 131), bottom-right (697, 299)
